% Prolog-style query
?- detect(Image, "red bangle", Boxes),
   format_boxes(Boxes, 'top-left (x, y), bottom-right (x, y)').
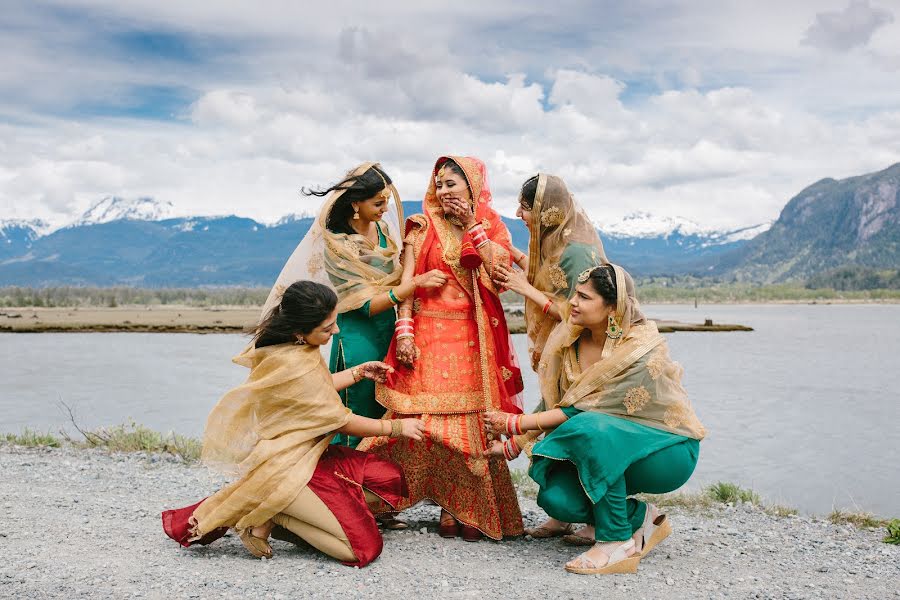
top-left (469, 224), bottom-right (489, 248)
top-left (542, 299), bottom-right (553, 315)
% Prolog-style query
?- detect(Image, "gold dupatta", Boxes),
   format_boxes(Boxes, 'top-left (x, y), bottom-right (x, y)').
top-left (261, 162), bottom-right (404, 317)
top-left (538, 264), bottom-right (705, 440)
top-left (191, 343), bottom-right (352, 537)
top-left (525, 174), bottom-right (606, 369)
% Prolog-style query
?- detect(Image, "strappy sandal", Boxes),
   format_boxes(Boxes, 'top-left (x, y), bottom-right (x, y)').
top-left (239, 528), bottom-right (273, 559)
top-left (633, 504), bottom-right (671, 557)
top-left (564, 539), bottom-right (641, 575)
top-left (525, 520), bottom-right (576, 538)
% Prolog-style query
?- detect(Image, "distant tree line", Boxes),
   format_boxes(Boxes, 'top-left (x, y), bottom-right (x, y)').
top-left (805, 267), bottom-right (900, 291)
top-left (0, 287), bottom-right (269, 308)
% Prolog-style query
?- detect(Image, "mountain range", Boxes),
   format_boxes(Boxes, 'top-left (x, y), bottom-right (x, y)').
top-left (1, 162), bottom-right (897, 287)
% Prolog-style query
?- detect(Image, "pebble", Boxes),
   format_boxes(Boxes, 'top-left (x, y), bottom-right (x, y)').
top-left (1, 444), bottom-right (897, 600)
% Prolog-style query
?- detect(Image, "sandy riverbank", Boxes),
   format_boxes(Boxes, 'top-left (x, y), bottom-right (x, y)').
top-left (0, 306), bottom-right (752, 334)
top-left (0, 444), bottom-right (896, 599)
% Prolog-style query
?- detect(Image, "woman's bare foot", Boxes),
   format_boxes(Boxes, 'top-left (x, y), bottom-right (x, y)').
top-left (525, 517), bottom-right (575, 538)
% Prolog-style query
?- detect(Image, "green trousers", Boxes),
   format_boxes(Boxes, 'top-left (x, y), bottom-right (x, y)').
top-left (536, 439), bottom-right (697, 541)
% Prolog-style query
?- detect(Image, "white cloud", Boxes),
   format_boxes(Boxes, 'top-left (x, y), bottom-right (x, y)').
top-left (2, 1), bottom-right (900, 235)
top-left (802, 0), bottom-right (895, 52)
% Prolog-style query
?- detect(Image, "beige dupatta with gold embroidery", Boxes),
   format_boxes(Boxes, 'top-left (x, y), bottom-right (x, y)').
top-left (537, 264), bottom-right (705, 440)
top-left (190, 343), bottom-right (352, 538)
top-left (261, 162), bottom-right (404, 317)
top-left (525, 174), bottom-right (606, 369)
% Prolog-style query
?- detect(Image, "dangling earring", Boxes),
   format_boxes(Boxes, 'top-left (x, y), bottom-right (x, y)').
top-left (606, 315), bottom-right (622, 339)
top-left (295, 336), bottom-right (307, 345)
top-left (352, 205), bottom-right (360, 220)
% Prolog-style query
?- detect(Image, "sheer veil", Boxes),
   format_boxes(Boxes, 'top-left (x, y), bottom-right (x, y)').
top-left (260, 162), bottom-right (404, 320)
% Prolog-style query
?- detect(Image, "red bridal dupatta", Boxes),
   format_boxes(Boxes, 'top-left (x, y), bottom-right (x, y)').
top-left (357, 156), bottom-right (524, 540)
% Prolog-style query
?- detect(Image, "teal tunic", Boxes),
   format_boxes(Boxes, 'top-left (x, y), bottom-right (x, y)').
top-left (329, 223), bottom-right (395, 447)
top-left (529, 407), bottom-right (699, 540)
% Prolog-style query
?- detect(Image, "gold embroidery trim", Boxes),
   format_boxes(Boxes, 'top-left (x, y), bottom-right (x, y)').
top-left (547, 264), bottom-right (567, 289)
top-left (540, 206), bottom-right (564, 227)
top-left (501, 367), bottom-right (512, 381)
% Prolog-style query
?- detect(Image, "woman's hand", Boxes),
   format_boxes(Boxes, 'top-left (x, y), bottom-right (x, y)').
top-left (492, 263), bottom-right (530, 295)
top-left (483, 440), bottom-right (507, 458)
top-left (396, 337), bottom-right (419, 367)
top-left (482, 410), bottom-right (511, 438)
top-left (444, 198), bottom-right (475, 228)
top-left (413, 269), bottom-right (448, 289)
top-left (399, 418), bottom-right (426, 441)
top-left (359, 361), bottom-right (394, 383)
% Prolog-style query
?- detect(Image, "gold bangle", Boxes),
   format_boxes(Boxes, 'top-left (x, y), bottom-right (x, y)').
top-left (536, 414), bottom-right (545, 433)
top-left (351, 366), bottom-right (362, 382)
top-left (382, 420), bottom-right (389, 437)
top-left (390, 420), bottom-right (402, 438)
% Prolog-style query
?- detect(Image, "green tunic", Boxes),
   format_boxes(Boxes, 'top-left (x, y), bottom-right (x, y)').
top-left (530, 406), bottom-right (699, 504)
top-left (329, 223), bottom-right (395, 447)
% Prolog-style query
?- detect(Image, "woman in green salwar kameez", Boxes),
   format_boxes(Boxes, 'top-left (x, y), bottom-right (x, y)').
top-left (492, 174), bottom-right (607, 371)
top-left (261, 163), bottom-right (447, 448)
top-left (484, 263), bottom-right (705, 575)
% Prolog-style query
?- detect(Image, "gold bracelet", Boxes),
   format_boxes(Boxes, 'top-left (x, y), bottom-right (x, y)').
top-left (381, 420), bottom-right (389, 436)
top-left (390, 420), bottom-right (402, 438)
top-left (351, 366), bottom-right (362, 383)
top-left (536, 414), bottom-right (545, 433)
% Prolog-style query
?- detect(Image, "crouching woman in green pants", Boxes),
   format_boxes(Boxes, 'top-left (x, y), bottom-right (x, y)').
top-left (484, 263), bottom-right (706, 575)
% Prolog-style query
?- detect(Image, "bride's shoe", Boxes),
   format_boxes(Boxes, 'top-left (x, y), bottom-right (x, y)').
top-left (239, 527), bottom-right (273, 559)
top-left (564, 539), bottom-right (640, 575)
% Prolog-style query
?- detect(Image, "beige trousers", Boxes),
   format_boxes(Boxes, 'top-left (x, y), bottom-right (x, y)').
top-left (271, 488), bottom-right (380, 562)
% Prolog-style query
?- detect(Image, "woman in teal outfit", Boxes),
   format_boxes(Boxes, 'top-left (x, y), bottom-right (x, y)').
top-left (492, 174), bottom-right (607, 371)
top-left (261, 163), bottom-right (446, 448)
top-left (484, 263), bottom-right (706, 575)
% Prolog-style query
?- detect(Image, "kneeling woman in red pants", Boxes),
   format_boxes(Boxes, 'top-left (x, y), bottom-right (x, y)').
top-left (162, 280), bottom-right (424, 566)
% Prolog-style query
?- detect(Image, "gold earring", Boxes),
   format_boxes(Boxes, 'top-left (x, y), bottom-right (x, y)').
top-left (606, 315), bottom-right (622, 339)
top-left (353, 206), bottom-right (360, 220)
top-left (295, 336), bottom-right (307, 345)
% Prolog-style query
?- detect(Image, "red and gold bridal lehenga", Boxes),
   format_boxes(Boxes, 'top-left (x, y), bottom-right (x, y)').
top-left (357, 156), bottom-right (525, 540)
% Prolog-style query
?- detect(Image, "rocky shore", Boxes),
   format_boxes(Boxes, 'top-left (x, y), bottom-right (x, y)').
top-left (1, 445), bottom-right (896, 599)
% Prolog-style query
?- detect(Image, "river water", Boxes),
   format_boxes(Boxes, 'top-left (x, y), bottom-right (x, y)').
top-left (1, 304), bottom-right (897, 517)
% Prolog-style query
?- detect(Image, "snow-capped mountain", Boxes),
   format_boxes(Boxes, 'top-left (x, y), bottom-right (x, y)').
top-left (596, 211), bottom-right (771, 241)
top-left (72, 196), bottom-right (174, 227)
top-left (0, 218), bottom-right (52, 259)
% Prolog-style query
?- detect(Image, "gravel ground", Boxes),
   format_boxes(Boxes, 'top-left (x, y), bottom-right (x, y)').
top-left (1, 445), bottom-right (897, 600)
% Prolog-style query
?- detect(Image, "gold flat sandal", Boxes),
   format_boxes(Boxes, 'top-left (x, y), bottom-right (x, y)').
top-left (239, 528), bottom-right (273, 559)
top-left (525, 521), bottom-right (576, 538)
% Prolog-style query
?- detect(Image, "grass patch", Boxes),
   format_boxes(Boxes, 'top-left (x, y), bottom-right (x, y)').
top-left (3, 428), bottom-right (61, 448)
top-left (765, 504), bottom-right (799, 518)
top-left (63, 419), bottom-right (201, 463)
top-left (883, 519), bottom-right (900, 545)
top-left (828, 510), bottom-right (889, 529)
top-left (705, 481), bottom-right (761, 505)
top-left (637, 490), bottom-right (717, 510)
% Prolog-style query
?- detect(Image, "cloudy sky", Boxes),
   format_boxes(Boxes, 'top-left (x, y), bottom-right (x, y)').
top-left (2, 0), bottom-right (900, 231)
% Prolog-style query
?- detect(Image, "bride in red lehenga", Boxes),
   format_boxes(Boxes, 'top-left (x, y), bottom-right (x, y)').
top-left (357, 156), bottom-right (525, 541)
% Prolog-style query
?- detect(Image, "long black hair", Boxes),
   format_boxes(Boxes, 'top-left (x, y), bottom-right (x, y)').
top-left (583, 264), bottom-right (617, 306)
top-left (519, 175), bottom-right (539, 209)
top-left (303, 165), bottom-right (392, 235)
top-left (251, 280), bottom-right (338, 348)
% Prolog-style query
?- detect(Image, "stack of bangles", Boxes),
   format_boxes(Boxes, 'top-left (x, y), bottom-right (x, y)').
top-left (387, 288), bottom-right (406, 305)
top-left (542, 298), bottom-right (553, 315)
top-left (395, 317), bottom-right (414, 340)
top-left (502, 436), bottom-right (520, 460)
top-left (506, 413), bottom-right (524, 436)
top-left (468, 223), bottom-right (489, 248)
